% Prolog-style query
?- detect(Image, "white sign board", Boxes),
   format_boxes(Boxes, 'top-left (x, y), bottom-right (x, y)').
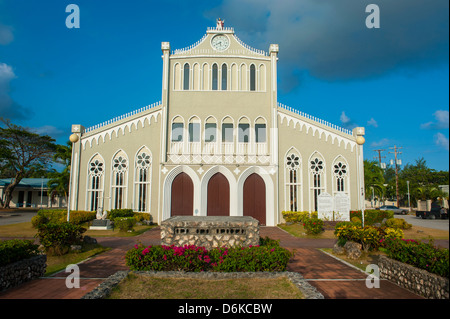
top-left (334, 193), bottom-right (350, 221)
top-left (317, 192), bottom-right (333, 220)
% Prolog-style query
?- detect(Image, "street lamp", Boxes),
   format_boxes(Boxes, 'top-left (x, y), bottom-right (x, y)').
top-left (40, 176), bottom-right (44, 208)
top-left (355, 128), bottom-right (366, 226)
top-left (67, 133), bottom-right (80, 222)
top-left (407, 180), bottom-right (411, 212)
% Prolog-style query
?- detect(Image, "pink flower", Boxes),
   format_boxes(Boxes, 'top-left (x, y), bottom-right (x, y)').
top-left (163, 254), bottom-right (167, 260)
top-left (142, 248), bottom-right (149, 255)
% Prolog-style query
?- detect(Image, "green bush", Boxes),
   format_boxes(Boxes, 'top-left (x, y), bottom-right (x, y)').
top-left (302, 217), bottom-right (324, 235)
top-left (108, 209), bottom-right (134, 220)
top-left (35, 222), bottom-right (86, 256)
top-left (114, 217), bottom-right (137, 232)
top-left (32, 209), bottom-right (95, 228)
top-left (349, 209), bottom-right (394, 225)
top-left (125, 239), bottom-right (292, 272)
top-left (381, 238), bottom-right (449, 277)
top-left (0, 239), bottom-right (40, 267)
top-left (385, 218), bottom-right (412, 230)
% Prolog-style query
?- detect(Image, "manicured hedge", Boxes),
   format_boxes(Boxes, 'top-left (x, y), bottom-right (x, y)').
top-left (125, 237), bottom-right (292, 272)
top-left (31, 209), bottom-right (96, 228)
top-left (35, 222), bottom-right (86, 256)
top-left (381, 238), bottom-right (449, 277)
top-left (350, 209), bottom-right (394, 225)
top-left (0, 239), bottom-right (40, 267)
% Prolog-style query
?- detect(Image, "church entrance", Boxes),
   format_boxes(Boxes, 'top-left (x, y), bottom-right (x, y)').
top-left (243, 173), bottom-right (266, 225)
top-left (171, 172), bottom-right (194, 216)
top-left (207, 173), bottom-right (230, 216)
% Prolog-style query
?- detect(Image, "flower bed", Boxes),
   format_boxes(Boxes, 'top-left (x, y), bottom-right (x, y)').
top-left (125, 237), bottom-right (292, 272)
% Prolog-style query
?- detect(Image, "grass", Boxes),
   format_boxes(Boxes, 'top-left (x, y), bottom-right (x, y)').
top-left (278, 222), bottom-right (449, 241)
top-left (107, 273), bottom-right (304, 299)
top-left (0, 222), bottom-right (156, 238)
top-left (45, 244), bottom-right (109, 276)
top-left (321, 248), bottom-right (385, 272)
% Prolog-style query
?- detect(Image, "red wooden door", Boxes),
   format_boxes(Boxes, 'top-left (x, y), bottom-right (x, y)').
top-left (243, 173), bottom-right (266, 225)
top-left (207, 173), bottom-right (230, 216)
top-left (171, 172), bottom-right (193, 216)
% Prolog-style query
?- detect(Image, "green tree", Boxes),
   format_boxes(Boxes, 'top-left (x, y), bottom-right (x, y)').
top-left (47, 142), bottom-right (72, 205)
top-left (364, 159), bottom-right (385, 200)
top-left (0, 118), bottom-right (57, 208)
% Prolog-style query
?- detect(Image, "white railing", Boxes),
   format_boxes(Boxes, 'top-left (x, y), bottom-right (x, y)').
top-left (207, 26), bottom-right (235, 32)
top-left (189, 142), bottom-right (202, 155)
top-left (172, 34), bottom-right (208, 55)
top-left (277, 102), bottom-right (352, 135)
top-left (84, 101), bottom-right (161, 134)
top-left (256, 142), bottom-right (267, 155)
top-left (222, 142), bottom-right (234, 155)
top-left (233, 34), bottom-right (268, 56)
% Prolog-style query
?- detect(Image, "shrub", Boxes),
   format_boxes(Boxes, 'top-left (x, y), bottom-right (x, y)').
top-left (281, 211), bottom-right (310, 223)
top-left (125, 239), bottom-right (292, 272)
top-left (0, 239), bottom-right (40, 267)
top-left (303, 217), bottom-right (324, 235)
top-left (32, 209), bottom-right (95, 228)
top-left (114, 217), bottom-right (137, 232)
top-left (385, 218), bottom-right (412, 230)
top-left (349, 210), bottom-right (394, 225)
top-left (35, 222), bottom-right (86, 256)
top-left (108, 209), bottom-right (134, 220)
top-left (381, 238), bottom-right (449, 277)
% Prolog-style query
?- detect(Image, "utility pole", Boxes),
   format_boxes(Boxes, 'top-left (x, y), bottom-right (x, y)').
top-left (389, 145), bottom-right (402, 208)
top-left (373, 149), bottom-right (386, 168)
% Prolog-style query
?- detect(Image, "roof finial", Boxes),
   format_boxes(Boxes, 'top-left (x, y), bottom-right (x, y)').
top-left (216, 18), bottom-right (225, 30)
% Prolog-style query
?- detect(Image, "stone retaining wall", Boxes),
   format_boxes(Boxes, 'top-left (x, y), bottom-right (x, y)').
top-left (0, 255), bottom-right (47, 292)
top-left (161, 216), bottom-right (260, 249)
top-left (378, 255), bottom-right (449, 299)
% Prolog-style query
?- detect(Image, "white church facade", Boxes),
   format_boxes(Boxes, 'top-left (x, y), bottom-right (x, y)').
top-left (68, 21), bottom-right (366, 226)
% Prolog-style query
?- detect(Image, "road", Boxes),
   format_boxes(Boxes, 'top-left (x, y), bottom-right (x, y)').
top-left (394, 213), bottom-right (449, 231)
top-left (0, 210), bottom-right (38, 226)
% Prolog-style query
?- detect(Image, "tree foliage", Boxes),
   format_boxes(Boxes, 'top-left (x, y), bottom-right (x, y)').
top-left (0, 118), bottom-right (57, 208)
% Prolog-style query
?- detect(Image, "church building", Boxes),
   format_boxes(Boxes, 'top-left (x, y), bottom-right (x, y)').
top-left (68, 20), bottom-right (366, 226)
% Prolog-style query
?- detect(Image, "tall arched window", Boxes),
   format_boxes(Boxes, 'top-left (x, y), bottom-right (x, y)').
top-left (135, 148), bottom-right (152, 212)
top-left (221, 64), bottom-right (227, 90)
top-left (212, 63), bottom-right (218, 90)
top-left (310, 154), bottom-right (325, 212)
top-left (183, 63), bottom-right (190, 90)
top-left (87, 155), bottom-right (104, 211)
top-left (285, 151), bottom-right (302, 212)
top-left (250, 64), bottom-right (256, 91)
top-left (112, 151), bottom-right (128, 209)
top-left (333, 158), bottom-right (348, 194)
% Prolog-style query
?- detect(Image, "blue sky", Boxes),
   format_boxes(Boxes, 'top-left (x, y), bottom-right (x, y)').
top-left (0, 0), bottom-right (448, 171)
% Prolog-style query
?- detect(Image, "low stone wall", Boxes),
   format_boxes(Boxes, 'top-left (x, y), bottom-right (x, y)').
top-left (0, 255), bottom-right (47, 291)
top-left (378, 255), bottom-right (449, 299)
top-left (160, 216), bottom-right (260, 250)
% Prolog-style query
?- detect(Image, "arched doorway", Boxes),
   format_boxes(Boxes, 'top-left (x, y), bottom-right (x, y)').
top-left (243, 173), bottom-right (266, 225)
top-left (171, 172), bottom-right (193, 216)
top-left (207, 173), bottom-right (230, 216)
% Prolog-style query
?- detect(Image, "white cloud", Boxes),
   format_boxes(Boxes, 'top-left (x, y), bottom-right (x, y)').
top-left (339, 111), bottom-right (357, 129)
top-left (434, 133), bottom-right (449, 151)
top-left (30, 125), bottom-right (65, 138)
top-left (421, 110), bottom-right (449, 129)
top-left (367, 118), bottom-right (378, 128)
top-left (340, 111), bottom-right (350, 124)
top-left (0, 24), bottom-right (14, 45)
top-left (0, 62), bottom-right (32, 120)
top-left (370, 138), bottom-right (390, 147)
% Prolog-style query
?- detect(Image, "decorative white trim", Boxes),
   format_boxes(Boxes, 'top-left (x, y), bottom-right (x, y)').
top-left (81, 109), bottom-right (162, 149)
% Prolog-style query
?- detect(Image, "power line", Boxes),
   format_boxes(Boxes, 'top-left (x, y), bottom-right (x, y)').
top-left (388, 145), bottom-right (403, 208)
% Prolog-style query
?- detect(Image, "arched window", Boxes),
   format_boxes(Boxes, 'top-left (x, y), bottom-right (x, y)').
top-left (221, 64), bottom-right (227, 90)
top-left (183, 63), bottom-right (190, 90)
top-left (250, 64), bottom-right (256, 91)
top-left (135, 148), bottom-right (152, 212)
top-left (112, 151), bottom-right (128, 209)
top-left (285, 150), bottom-right (302, 212)
top-left (212, 63), bottom-right (218, 90)
top-left (310, 154), bottom-right (325, 212)
top-left (87, 155), bottom-right (104, 211)
top-left (333, 158), bottom-right (348, 194)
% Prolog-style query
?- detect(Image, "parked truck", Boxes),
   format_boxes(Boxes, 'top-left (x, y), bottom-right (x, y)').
top-left (416, 200), bottom-right (449, 219)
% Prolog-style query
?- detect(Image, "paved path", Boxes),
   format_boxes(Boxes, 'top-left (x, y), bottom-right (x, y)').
top-left (0, 227), bottom-right (423, 299)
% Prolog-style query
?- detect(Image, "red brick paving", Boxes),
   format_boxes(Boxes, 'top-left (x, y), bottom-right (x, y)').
top-left (0, 226), bottom-right (424, 299)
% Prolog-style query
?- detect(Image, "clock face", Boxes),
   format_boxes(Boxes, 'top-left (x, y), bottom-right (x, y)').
top-left (211, 34), bottom-right (230, 51)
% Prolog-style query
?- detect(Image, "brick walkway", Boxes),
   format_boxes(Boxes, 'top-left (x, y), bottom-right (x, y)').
top-left (0, 226), bottom-right (423, 299)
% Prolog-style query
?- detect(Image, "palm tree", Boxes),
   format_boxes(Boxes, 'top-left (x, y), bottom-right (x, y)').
top-left (46, 142), bottom-right (71, 206)
top-left (364, 160), bottom-right (385, 200)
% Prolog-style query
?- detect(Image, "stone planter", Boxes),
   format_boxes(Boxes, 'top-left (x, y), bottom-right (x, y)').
top-left (0, 255), bottom-right (47, 292)
top-left (378, 255), bottom-right (449, 299)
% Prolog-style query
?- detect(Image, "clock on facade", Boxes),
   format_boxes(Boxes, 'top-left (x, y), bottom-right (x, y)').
top-left (211, 34), bottom-right (230, 51)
